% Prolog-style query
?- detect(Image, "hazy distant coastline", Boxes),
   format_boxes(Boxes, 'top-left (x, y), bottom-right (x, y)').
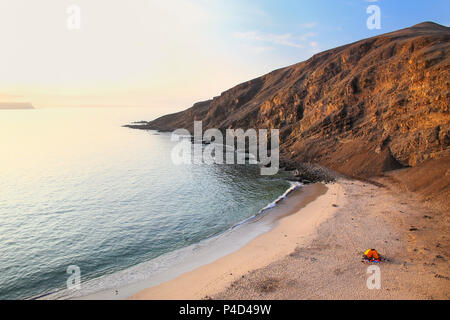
top-left (0, 103), bottom-right (34, 110)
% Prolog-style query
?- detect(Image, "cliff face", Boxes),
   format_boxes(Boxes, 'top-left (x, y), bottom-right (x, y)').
top-left (135, 22), bottom-right (450, 178)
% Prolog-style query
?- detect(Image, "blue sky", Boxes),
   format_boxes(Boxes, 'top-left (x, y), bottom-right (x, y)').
top-left (1, 0), bottom-right (448, 109)
top-left (223, 0), bottom-right (450, 67)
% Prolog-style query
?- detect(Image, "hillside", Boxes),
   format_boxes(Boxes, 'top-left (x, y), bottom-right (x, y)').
top-left (128, 22), bottom-right (449, 186)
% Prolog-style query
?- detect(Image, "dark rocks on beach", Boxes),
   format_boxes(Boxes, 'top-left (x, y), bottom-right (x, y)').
top-left (190, 137), bottom-right (211, 145)
top-left (434, 274), bottom-right (450, 280)
top-left (288, 161), bottom-right (337, 183)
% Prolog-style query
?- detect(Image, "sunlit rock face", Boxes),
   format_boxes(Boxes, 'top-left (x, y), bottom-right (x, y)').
top-left (135, 22), bottom-right (450, 178)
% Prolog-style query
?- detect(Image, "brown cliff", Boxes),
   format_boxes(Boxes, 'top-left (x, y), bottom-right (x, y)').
top-left (129, 22), bottom-right (449, 185)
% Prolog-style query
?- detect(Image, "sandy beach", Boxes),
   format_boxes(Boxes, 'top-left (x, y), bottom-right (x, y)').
top-left (131, 178), bottom-right (449, 300)
top-left (130, 181), bottom-right (336, 299)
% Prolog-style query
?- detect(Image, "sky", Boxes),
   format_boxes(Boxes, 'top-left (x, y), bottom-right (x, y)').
top-left (0, 0), bottom-right (448, 110)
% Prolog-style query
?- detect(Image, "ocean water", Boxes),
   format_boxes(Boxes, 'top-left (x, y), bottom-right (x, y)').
top-left (0, 107), bottom-right (291, 300)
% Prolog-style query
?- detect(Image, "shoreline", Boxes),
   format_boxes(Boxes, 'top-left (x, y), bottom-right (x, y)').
top-left (51, 175), bottom-right (448, 300)
top-left (130, 182), bottom-right (339, 299)
top-left (131, 178), bottom-right (449, 300)
top-left (54, 180), bottom-right (326, 300)
top-left (35, 178), bottom-right (316, 300)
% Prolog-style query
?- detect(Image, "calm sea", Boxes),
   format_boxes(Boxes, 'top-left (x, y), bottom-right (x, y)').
top-left (0, 107), bottom-right (291, 299)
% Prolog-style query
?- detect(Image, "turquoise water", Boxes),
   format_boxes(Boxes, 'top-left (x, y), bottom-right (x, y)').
top-left (0, 108), bottom-right (290, 300)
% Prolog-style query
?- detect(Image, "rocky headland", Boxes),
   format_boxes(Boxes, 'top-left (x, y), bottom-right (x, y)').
top-left (127, 22), bottom-right (449, 209)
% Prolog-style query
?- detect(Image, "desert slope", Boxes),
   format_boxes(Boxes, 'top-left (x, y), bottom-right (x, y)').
top-left (130, 22), bottom-right (449, 180)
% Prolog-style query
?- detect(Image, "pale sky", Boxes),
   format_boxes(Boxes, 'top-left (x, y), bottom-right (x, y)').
top-left (1, 0), bottom-right (448, 110)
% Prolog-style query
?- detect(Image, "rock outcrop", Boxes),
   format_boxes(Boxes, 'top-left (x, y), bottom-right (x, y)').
top-left (0, 103), bottom-right (34, 110)
top-left (129, 22), bottom-right (449, 179)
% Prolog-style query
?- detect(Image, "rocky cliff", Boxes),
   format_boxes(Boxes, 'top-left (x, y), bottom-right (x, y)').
top-left (130, 22), bottom-right (449, 179)
top-left (0, 103), bottom-right (34, 110)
